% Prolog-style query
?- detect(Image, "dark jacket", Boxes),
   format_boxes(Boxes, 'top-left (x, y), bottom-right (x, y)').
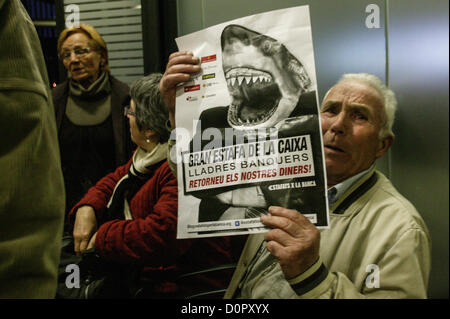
top-left (52, 75), bottom-right (134, 166)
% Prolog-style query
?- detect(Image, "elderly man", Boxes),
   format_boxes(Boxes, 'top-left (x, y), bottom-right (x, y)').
top-left (160, 51), bottom-right (431, 298)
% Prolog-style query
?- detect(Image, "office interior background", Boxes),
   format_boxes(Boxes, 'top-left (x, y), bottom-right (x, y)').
top-left (20, 0), bottom-right (448, 298)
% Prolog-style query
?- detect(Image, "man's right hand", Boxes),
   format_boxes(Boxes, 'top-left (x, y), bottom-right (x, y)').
top-left (73, 205), bottom-right (98, 256)
top-left (160, 51), bottom-right (201, 128)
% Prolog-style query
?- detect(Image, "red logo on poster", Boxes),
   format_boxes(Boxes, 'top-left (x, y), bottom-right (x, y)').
top-left (184, 84), bottom-right (200, 92)
top-left (201, 54), bottom-right (216, 63)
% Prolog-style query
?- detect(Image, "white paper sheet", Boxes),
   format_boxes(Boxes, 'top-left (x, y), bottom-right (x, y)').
top-left (174, 5), bottom-right (329, 238)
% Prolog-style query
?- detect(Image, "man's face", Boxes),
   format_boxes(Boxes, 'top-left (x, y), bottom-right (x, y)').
top-left (320, 80), bottom-right (392, 186)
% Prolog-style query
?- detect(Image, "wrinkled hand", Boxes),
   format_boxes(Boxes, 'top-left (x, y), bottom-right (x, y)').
top-left (159, 51), bottom-right (201, 128)
top-left (73, 206), bottom-right (97, 256)
top-left (261, 206), bottom-right (320, 280)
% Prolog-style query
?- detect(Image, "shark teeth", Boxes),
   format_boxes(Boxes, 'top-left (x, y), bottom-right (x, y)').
top-left (225, 67), bottom-right (272, 87)
top-left (226, 74), bottom-right (271, 86)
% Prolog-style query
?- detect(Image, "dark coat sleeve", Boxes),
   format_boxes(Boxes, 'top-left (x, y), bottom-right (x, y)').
top-left (51, 81), bottom-right (69, 134)
top-left (109, 76), bottom-right (135, 165)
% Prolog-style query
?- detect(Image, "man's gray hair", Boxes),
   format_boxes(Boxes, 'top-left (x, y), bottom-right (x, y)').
top-left (130, 73), bottom-right (170, 143)
top-left (337, 73), bottom-right (397, 138)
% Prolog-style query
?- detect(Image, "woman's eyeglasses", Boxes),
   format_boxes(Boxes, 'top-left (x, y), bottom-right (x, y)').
top-left (60, 47), bottom-right (93, 60)
top-left (124, 106), bottom-right (136, 117)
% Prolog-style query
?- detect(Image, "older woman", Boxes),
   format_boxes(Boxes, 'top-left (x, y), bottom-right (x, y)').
top-left (65, 73), bottom-right (237, 298)
top-left (52, 24), bottom-right (133, 230)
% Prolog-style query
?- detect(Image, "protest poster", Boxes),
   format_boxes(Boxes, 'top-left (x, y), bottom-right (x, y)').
top-left (173, 5), bottom-right (329, 238)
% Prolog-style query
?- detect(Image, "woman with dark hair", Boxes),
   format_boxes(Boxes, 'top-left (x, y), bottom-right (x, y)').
top-left (53, 24), bottom-right (133, 230)
top-left (64, 74), bottom-right (237, 298)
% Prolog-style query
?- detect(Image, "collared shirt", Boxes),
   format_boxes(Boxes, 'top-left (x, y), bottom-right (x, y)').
top-left (327, 164), bottom-right (375, 208)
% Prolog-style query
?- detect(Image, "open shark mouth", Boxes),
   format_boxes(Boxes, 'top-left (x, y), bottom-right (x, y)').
top-left (225, 67), bottom-right (282, 127)
top-left (221, 24), bottom-right (312, 130)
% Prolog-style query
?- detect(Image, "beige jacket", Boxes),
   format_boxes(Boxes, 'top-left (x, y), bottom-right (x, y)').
top-left (0, 0), bottom-right (65, 298)
top-left (224, 169), bottom-right (431, 298)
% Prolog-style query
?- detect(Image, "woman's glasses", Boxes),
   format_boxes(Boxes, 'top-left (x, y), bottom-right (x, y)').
top-left (60, 47), bottom-right (93, 61)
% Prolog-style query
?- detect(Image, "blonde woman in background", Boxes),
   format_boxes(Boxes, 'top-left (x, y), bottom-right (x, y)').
top-left (52, 24), bottom-right (134, 232)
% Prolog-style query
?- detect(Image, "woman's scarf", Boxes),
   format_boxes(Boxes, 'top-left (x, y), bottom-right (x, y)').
top-left (106, 143), bottom-right (169, 221)
top-left (66, 71), bottom-right (112, 125)
top-left (69, 70), bottom-right (111, 100)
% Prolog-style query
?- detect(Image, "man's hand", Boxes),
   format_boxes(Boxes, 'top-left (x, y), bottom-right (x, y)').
top-left (261, 206), bottom-right (320, 279)
top-left (73, 206), bottom-right (97, 256)
top-left (160, 51), bottom-right (201, 128)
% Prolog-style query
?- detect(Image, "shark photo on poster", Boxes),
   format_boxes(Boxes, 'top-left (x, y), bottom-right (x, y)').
top-left (174, 5), bottom-right (329, 238)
